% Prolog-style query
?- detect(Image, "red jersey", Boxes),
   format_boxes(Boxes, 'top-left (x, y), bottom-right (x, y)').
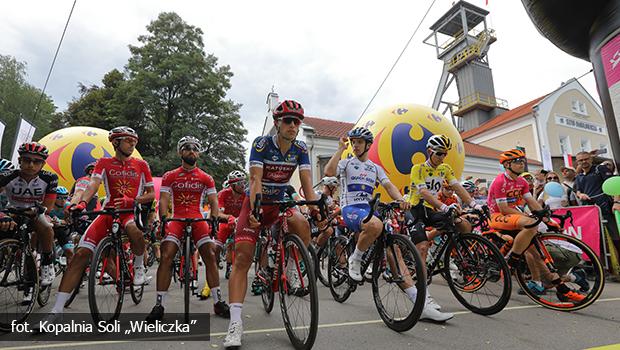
top-left (487, 172), bottom-right (531, 214)
top-left (217, 187), bottom-right (245, 217)
top-left (91, 157), bottom-right (153, 208)
top-left (160, 166), bottom-right (216, 218)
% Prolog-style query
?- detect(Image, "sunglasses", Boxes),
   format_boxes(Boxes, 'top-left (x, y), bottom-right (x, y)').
top-left (511, 158), bottom-right (526, 164)
top-left (281, 117), bottom-right (302, 126)
top-left (56, 196), bottom-right (68, 200)
top-left (435, 152), bottom-right (447, 157)
top-left (546, 176), bottom-right (559, 181)
top-left (181, 145), bottom-right (200, 152)
top-left (19, 157), bottom-right (45, 165)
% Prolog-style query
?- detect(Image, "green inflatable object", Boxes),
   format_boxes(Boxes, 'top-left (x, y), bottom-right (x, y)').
top-left (602, 176), bottom-right (620, 196)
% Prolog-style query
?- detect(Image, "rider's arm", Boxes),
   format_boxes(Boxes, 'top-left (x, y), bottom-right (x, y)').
top-left (324, 137), bottom-right (348, 177)
top-left (136, 185), bottom-right (155, 204)
top-left (75, 176), bottom-right (102, 205)
top-left (453, 183), bottom-right (474, 206)
top-left (420, 188), bottom-right (448, 210)
top-left (249, 166), bottom-right (263, 211)
top-left (159, 191), bottom-right (170, 219)
top-left (383, 181), bottom-right (404, 201)
top-left (217, 192), bottom-right (231, 220)
top-left (299, 169), bottom-right (318, 202)
top-left (207, 193), bottom-right (219, 219)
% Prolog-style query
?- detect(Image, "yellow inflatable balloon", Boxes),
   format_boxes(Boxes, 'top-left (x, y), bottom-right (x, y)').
top-left (343, 104), bottom-right (464, 199)
top-left (38, 126), bottom-right (143, 197)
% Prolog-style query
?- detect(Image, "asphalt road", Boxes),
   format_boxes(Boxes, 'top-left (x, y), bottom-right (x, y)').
top-left (1, 264), bottom-right (619, 350)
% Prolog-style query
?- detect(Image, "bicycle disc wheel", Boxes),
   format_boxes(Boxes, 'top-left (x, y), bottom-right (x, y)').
top-left (279, 234), bottom-right (318, 350)
top-left (88, 237), bottom-right (123, 323)
top-left (515, 233), bottom-right (604, 311)
top-left (444, 233), bottom-right (511, 315)
top-left (327, 236), bottom-right (353, 303)
top-left (0, 239), bottom-right (39, 332)
top-left (371, 234), bottom-right (425, 332)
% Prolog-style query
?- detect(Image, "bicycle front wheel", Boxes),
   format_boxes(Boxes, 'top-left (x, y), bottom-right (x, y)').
top-left (183, 239), bottom-right (191, 324)
top-left (515, 232), bottom-right (605, 311)
top-left (88, 237), bottom-right (124, 323)
top-left (371, 234), bottom-right (426, 332)
top-left (327, 236), bottom-right (354, 303)
top-left (0, 239), bottom-right (39, 331)
top-left (444, 233), bottom-right (511, 315)
top-left (279, 234), bottom-right (318, 350)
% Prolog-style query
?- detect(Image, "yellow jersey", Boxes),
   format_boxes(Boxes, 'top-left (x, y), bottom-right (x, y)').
top-left (408, 161), bottom-right (458, 208)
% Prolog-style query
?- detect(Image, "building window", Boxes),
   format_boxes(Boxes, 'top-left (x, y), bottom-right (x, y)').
top-left (580, 138), bottom-right (591, 152)
top-left (571, 100), bottom-right (587, 115)
top-left (559, 135), bottom-right (572, 155)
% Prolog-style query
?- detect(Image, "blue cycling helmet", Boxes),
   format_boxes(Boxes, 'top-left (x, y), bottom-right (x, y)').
top-left (347, 127), bottom-right (374, 144)
top-left (56, 186), bottom-right (69, 196)
top-left (0, 158), bottom-right (15, 171)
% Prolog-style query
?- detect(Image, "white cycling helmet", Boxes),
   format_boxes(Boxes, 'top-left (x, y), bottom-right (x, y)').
top-left (177, 136), bottom-right (203, 153)
top-left (321, 176), bottom-right (339, 187)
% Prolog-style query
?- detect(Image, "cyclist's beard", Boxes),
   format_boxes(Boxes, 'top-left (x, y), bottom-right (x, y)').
top-left (182, 155), bottom-right (197, 166)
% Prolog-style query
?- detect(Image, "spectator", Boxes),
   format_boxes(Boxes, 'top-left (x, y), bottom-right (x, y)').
top-left (560, 166), bottom-right (578, 206)
top-left (574, 151), bottom-right (620, 266)
top-left (520, 172), bottom-right (535, 196)
top-left (534, 169), bottom-right (548, 199)
top-left (537, 171), bottom-right (568, 209)
top-left (602, 160), bottom-right (616, 175)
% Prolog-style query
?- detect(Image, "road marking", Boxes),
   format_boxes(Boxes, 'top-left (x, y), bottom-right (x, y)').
top-left (3, 297), bottom-right (620, 350)
top-left (585, 344), bottom-right (620, 350)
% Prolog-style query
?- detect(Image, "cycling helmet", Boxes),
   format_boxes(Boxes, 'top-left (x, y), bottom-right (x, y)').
top-left (499, 149), bottom-right (526, 164)
top-left (108, 126), bottom-right (138, 142)
top-left (84, 161), bottom-right (96, 174)
top-left (18, 142), bottom-right (49, 160)
top-left (0, 158), bottom-right (16, 171)
top-left (56, 186), bottom-right (69, 196)
top-left (273, 100), bottom-right (304, 120)
top-left (347, 127), bottom-right (374, 144)
top-left (321, 176), bottom-right (339, 187)
top-left (426, 135), bottom-right (452, 152)
top-left (227, 170), bottom-right (246, 184)
top-left (177, 136), bottom-right (203, 153)
top-left (461, 180), bottom-right (476, 193)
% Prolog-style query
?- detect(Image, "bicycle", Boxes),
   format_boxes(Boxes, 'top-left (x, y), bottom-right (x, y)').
top-left (491, 208), bottom-right (605, 311)
top-left (252, 194), bottom-right (327, 350)
top-left (62, 211), bottom-right (93, 308)
top-left (415, 205), bottom-right (512, 315)
top-left (87, 207), bottom-right (145, 323)
top-left (327, 194), bottom-right (426, 332)
top-left (0, 205), bottom-right (43, 331)
top-left (162, 216), bottom-right (216, 323)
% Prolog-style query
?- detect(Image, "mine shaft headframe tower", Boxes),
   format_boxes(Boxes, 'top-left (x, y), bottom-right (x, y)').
top-left (424, 0), bottom-right (508, 132)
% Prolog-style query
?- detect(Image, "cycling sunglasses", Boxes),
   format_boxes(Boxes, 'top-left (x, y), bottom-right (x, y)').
top-left (281, 117), bottom-right (302, 126)
top-left (19, 157), bottom-right (45, 165)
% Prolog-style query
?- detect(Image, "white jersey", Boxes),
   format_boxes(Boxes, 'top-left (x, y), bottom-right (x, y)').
top-left (336, 157), bottom-right (389, 208)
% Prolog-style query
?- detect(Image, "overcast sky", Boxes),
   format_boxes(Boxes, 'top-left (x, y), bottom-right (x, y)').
top-left (1, 0), bottom-right (598, 163)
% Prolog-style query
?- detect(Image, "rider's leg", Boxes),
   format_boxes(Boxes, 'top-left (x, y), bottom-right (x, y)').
top-left (286, 210), bottom-right (311, 246)
top-left (155, 241), bottom-right (178, 306)
top-left (125, 222), bottom-right (145, 264)
top-left (316, 225), bottom-right (334, 248)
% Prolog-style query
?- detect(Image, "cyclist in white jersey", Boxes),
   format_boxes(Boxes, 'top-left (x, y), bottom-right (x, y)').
top-left (324, 127), bottom-right (412, 282)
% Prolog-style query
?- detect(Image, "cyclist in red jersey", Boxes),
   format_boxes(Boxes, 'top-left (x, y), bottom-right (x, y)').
top-left (69, 162), bottom-right (100, 211)
top-left (488, 149), bottom-right (585, 302)
top-left (146, 136), bottom-right (230, 322)
top-left (215, 170), bottom-right (246, 279)
top-left (39, 126), bottom-right (155, 326)
top-left (224, 100), bottom-right (324, 348)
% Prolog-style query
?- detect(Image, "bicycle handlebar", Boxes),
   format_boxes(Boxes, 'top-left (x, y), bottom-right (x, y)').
top-left (253, 193), bottom-right (329, 222)
top-left (525, 206), bottom-right (573, 230)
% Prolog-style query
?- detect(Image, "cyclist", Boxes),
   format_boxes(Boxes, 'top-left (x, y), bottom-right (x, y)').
top-left (224, 100), bottom-right (322, 348)
top-left (146, 136), bottom-right (230, 322)
top-left (69, 161), bottom-right (100, 211)
top-left (49, 186), bottom-right (74, 264)
top-left (0, 159), bottom-right (16, 209)
top-left (488, 149), bottom-right (585, 302)
top-left (40, 126), bottom-right (155, 325)
top-left (314, 176), bottom-right (340, 248)
top-left (407, 135), bottom-right (481, 322)
top-left (0, 143), bottom-right (58, 287)
top-left (324, 127), bottom-right (413, 287)
top-left (215, 170), bottom-right (246, 284)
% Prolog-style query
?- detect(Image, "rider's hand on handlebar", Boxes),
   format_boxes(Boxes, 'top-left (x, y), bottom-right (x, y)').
top-left (544, 218), bottom-right (561, 231)
top-left (248, 214), bottom-right (260, 229)
top-left (0, 214), bottom-right (16, 232)
top-left (114, 195), bottom-right (135, 209)
top-left (227, 215), bottom-right (237, 228)
top-left (441, 203), bottom-right (459, 213)
top-left (70, 201), bottom-right (87, 213)
top-left (398, 200), bottom-right (411, 211)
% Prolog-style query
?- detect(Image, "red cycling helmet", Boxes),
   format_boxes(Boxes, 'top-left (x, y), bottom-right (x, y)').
top-left (18, 142), bottom-right (49, 160)
top-left (108, 126), bottom-right (138, 142)
top-left (273, 100), bottom-right (304, 120)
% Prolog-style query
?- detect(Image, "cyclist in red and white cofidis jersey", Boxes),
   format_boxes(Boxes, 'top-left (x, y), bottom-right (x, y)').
top-left (40, 126), bottom-right (155, 327)
top-left (215, 170), bottom-right (246, 279)
top-left (146, 136), bottom-right (230, 322)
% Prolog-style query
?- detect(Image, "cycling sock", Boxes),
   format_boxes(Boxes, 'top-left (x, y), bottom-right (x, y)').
top-left (156, 291), bottom-right (167, 307)
top-left (51, 292), bottom-right (70, 314)
top-left (404, 286), bottom-right (418, 302)
top-left (134, 254), bottom-right (144, 268)
top-left (555, 281), bottom-right (570, 294)
top-left (506, 252), bottom-right (522, 268)
top-left (230, 303), bottom-right (242, 323)
top-left (212, 287), bottom-right (221, 303)
top-left (351, 247), bottom-right (365, 261)
top-left (42, 252), bottom-right (54, 265)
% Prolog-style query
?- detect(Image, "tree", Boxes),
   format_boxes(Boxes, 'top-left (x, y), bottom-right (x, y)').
top-left (60, 12), bottom-right (247, 182)
top-left (0, 54), bottom-right (56, 159)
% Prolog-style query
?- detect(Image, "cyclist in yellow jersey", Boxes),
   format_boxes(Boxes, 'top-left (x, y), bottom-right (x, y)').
top-left (406, 134), bottom-right (482, 322)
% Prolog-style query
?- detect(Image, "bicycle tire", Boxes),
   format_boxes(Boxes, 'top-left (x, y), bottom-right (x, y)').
top-left (444, 233), bottom-right (511, 315)
top-left (279, 234), bottom-right (319, 350)
top-left (0, 239), bottom-right (39, 332)
top-left (327, 236), bottom-right (353, 303)
top-left (37, 284), bottom-right (51, 307)
top-left (371, 234), bottom-right (425, 332)
top-left (88, 237), bottom-right (124, 323)
top-left (254, 238), bottom-right (274, 313)
top-left (515, 232), bottom-right (605, 312)
top-left (316, 244), bottom-right (329, 287)
top-left (183, 238), bottom-right (191, 324)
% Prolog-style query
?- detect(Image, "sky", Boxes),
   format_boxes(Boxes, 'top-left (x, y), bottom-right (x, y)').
top-left (1, 0), bottom-right (599, 164)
